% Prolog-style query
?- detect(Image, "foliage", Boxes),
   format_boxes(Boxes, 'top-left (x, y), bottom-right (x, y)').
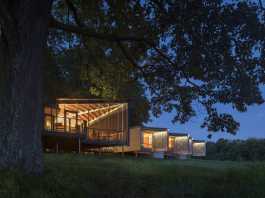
top-left (206, 138), bottom-right (265, 161)
top-left (0, 154), bottom-right (265, 198)
top-left (47, 0), bottom-right (265, 134)
top-left (44, 47), bottom-right (151, 126)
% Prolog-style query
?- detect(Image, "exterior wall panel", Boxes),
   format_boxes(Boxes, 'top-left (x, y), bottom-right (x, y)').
top-left (192, 141), bottom-right (206, 157)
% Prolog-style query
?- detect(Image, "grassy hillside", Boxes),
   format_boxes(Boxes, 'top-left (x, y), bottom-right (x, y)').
top-left (0, 154), bottom-right (265, 198)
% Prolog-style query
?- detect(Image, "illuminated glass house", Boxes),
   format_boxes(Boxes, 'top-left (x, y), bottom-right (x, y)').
top-left (168, 133), bottom-right (192, 157)
top-left (43, 98), bottom-right (128, 152)
top-left (110, 126), bottom-right (168, 158)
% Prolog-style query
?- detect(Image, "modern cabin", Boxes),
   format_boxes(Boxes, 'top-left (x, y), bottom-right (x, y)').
top-left (43, 98), bottom-right (128, 152)
top-left (192, 140), bottom-right (206, 157)
top-left (141, 127), bottom-right (168, 156)
top-left (167, 133), bottom-right (192, 158)
top-left (110, 126), bottom-right (168, 158)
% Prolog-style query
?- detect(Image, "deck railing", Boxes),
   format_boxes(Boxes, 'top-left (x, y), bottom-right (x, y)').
top-left (85, 128), bottom-right (124, 145)
top-left (44, 124), bottom-right (124, 146)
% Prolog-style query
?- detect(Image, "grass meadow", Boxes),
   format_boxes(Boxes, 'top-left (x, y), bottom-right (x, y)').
top-left (0, 153), bottom-right (265, 198)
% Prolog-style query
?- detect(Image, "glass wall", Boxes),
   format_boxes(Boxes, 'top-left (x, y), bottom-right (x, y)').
top-left (143, 132), bottom-right (152, 149)
top-left (192, 142), bottom-right (206, 156)
top-left (44, 107), bottom-right (57, 131)
top-left (152, 131), bottom-right (168, 151)
top-left (44, 102), bottom-right (129, 146)
top-left (175, 136), bottom-right (189, 154)
top-left (168, 136), bottom-right (175, 151)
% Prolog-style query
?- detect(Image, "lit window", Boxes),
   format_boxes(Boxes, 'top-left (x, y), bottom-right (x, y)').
top-left (143, 133), bottom-right (152, 148)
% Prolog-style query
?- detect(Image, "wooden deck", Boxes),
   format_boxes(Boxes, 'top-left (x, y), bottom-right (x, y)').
top-left (42, 127), bottom-right (126, 152)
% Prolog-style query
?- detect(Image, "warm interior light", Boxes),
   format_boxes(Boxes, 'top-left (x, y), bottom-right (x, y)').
top-left (153, 131), bottom-right (167, 136)
top-left (193, 142), bottom-right (206, 156)
top-left (168, 137), bottom-right (175, 149)
top-left (44, 117), bottom-right (52, 129)
top-left (143, 133), bottom-right (152, 148)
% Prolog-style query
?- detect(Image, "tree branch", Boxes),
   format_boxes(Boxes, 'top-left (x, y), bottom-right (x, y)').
top-left (117, 41), bottom-right (138, 68)
top-left (64, 0), bottom-right (83, 27)
top-left (49, 16), bottom-right (148, 42)
top-left (259, 0), bottom-right (264, 9)
top-left (116, 41), bottom-right (149, 80)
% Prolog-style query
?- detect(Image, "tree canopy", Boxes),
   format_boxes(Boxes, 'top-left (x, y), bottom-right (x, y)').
top-left (48, 0), bottom-right (265, 134)
top-left (206, 138), bottom-right (265, 161)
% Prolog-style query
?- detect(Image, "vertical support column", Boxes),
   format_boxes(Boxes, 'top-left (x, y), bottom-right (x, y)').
top-left (76, 111), bottom-right (78, 133)
top-left (64, 109), bottom-right (67, 133)
top-left (51, 107), bottom-right (54, 132)
top-left (121, 104), bottom-right (124, 156)
top-left (151, 132), bottom-right (154, 153)
top-left (48, 107), bottom-right (52, 131)
top-left (54, 105), bottom-right (58, 132)
top-left (87, 105), bottom-right (89, 141)
top-left (78, 137), bottom-right (81, 154)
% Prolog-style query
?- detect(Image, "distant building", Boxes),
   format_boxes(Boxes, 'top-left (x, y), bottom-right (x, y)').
top-left (192, 140), bottom-right (206, 157)
top-left (110, 126), bottom-right (168, 158)
top-left (167, 133), bottom-right (192, 159)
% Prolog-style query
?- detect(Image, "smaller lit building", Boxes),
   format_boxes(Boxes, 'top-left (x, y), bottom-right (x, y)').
top-left (168, 133), bottom-right (191, 158)
top-left (192, 140), bottom-right (206, 157)
top-left (110, 126), bottom-right (168, 158)
top-left (141, 127), bottom-right (168, 155)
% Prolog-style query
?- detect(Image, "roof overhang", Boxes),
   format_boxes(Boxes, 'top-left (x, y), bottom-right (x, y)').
top-left (169, 132), bottom-right (189, 137)
top-left (142, 126), bottom-right (168, 133)
top-left (56, 98), bottom-right (128, 125)
top-left (192, 140), bottom-right (206, 144)
top-left (57, 98), bottom-right (128, 104)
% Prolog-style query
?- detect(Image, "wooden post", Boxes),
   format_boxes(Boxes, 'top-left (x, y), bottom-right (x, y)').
top-left (64, 110), bottom-right (66, 133)
top-left (78, 137), bottom-right (81, 154)
top-left (75, 111), bottom-right (78, 133)
top-left (121, 104), bottom-right (124, 157)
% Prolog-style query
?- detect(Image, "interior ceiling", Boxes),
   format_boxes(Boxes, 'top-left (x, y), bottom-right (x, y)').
top-left (58, 103), bottom-right (124, 123)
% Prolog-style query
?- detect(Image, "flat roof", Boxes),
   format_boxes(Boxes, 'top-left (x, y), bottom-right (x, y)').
top-left (55, 101), bottom-right (126, 125)
top-left (142, 126), bottom-right (168, 132)
top-left (192, 140), bottom-right (206, 143)
top-left (169, 132), bottom-right (189, 137)
top-left (56, 98), bottom-right (128, 104)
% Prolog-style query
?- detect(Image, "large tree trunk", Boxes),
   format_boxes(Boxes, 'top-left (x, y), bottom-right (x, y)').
top-left (0, 0), bottom-right (52, 174)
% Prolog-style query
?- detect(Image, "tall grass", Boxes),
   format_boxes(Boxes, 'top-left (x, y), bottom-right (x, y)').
top-left (0, 154), bottom-right (264, 198)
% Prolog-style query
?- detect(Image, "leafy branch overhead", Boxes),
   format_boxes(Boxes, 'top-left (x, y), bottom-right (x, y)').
top-left (48, 0), bottom-right (265, 134)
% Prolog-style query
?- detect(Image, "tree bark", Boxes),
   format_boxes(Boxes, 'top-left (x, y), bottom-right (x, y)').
top-left (0, 0), bottom-right (52, 174)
